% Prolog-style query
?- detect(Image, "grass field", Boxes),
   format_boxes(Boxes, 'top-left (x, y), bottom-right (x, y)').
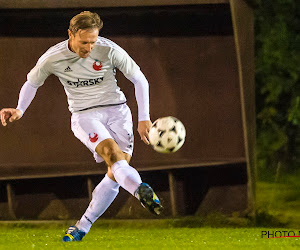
top-left (0, 220), bottom-right (299, 250)
top-left (256, 172), bottom-right (300, 228)
top-left (0, 172), bottom-right (298, 249)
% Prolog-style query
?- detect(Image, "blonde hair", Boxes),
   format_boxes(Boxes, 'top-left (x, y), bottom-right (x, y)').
top-left (69, 11), bottom-right (103, 35)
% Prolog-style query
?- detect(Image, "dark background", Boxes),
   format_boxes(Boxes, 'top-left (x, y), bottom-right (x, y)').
top-left (0, 5), bottom-right (245, 167)
top-left (0, 2), bottom-right (253, 219)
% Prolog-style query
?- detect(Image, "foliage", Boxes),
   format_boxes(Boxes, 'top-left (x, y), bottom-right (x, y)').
top-left (254, 0), bottom-right (300, 177)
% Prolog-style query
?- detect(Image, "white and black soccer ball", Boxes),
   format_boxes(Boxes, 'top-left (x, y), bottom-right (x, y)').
top-left (149, 116), bottom-right (186, 153)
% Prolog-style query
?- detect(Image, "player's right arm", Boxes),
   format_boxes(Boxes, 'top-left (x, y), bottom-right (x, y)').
top-left (0, 81), bottom-right (39, 126)
top-left (0, 108), bottom-right (22, 126)
top-left (1, 47), bottom-right (53, 127)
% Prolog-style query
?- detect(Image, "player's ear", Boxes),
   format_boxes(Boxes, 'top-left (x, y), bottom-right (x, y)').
top-left (68, 29), bottom-right (73, 39)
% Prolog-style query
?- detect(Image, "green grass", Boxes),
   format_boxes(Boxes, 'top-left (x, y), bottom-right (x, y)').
top-left (256, 170), bottom-right (300, 228)
top-left (0, 171), bottom-right (298, 249)
top-left (0, 221), bottom-right (299, 249)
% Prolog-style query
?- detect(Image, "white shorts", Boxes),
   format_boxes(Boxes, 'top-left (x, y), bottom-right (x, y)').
top-left (71, 104), bottom-right (134, 163)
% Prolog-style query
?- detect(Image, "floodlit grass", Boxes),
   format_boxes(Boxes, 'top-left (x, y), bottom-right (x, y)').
top-left (0, 222), bottom-right (299, 249)
top-left (0, 171), bottom-right (298, 249)
top-left (256, 170), bottom-right (300, 228)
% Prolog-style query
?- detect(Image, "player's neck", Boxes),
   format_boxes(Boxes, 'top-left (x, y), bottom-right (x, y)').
top-left (68, 40), bottom-right (75, 53)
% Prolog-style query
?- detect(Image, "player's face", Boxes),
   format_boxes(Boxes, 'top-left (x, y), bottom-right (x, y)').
top-left (68, 28), bottom-right (99, 58)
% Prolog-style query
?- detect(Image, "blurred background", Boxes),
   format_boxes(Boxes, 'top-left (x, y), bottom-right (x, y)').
top-left (250, 0), bottom-right (300, 228)
top-left (0, 0), bottom-right (299, 227)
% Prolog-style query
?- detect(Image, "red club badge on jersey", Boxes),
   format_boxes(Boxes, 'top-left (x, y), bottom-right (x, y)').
top-left (89, 133), bottom-right (99, 143)
top-left (93, 60), bottom-right (102, 71)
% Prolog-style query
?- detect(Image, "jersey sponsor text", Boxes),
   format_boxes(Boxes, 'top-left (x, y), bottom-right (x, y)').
top-left (67, 77), bottom-right (104, 87)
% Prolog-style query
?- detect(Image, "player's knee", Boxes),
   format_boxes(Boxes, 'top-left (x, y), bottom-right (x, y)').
top-left (105, 147), bottom-right (122, 162)
top-left (108, 151), bottom-right (123, 164)
top-left (96, 139), bottom-right (124, 164)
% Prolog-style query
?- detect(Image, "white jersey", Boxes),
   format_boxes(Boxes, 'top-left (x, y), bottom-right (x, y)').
top-left (27, 37), bottom-right (140, 113)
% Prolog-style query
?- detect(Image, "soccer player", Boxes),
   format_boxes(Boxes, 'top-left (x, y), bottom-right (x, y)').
top-left (0, 11), bottom-right (163, 242)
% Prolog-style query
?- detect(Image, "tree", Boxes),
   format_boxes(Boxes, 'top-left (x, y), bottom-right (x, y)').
top-left (254, 0), bottom-right (300, 177)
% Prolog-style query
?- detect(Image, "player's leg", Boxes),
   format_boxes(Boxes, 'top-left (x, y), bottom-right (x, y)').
top-left (73, 152), bottom-right (130, 235)
top-left (63, 111), bottom-right (121, 242)
top-left (95, 138), bottom-right (142, 196)
top-left (106, 152), bottom-right (131, 180)
top-left (98, 104), bottom-right (163, 215)
top-left (63, 106), bottom-right (162, 242)
top-left (96, 140), bottom-right (163, 215)
top-left (73, 173), bottom-right (119, 235)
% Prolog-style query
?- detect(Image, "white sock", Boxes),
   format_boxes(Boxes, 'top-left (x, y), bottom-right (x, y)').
top-left (76, 174), bottom-right (120, 233)
top-left (111, 160), bottom-right (142, 196)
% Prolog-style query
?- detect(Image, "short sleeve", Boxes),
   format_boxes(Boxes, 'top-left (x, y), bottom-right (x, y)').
top-left (27, 56), bottom-right (52, 87)
top-left (110, 46), bottom-right (140, 79)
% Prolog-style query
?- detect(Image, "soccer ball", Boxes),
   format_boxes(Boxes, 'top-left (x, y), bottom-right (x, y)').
top-left (149, 116), bottom-right (186, 153)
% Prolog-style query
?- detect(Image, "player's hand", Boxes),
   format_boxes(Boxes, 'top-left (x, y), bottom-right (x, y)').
top-left (0, 108), bottom-right (22, 126)
top-left (137, 120), bottom-right (152, 145)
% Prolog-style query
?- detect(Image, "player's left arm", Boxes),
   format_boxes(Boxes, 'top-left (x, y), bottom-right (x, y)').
top-left (137, 120), bottom-right (152, 145)
top-left (128, 70), bottom-right (152, 145)
top-left (111, 47), bottom-right (152, 145)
